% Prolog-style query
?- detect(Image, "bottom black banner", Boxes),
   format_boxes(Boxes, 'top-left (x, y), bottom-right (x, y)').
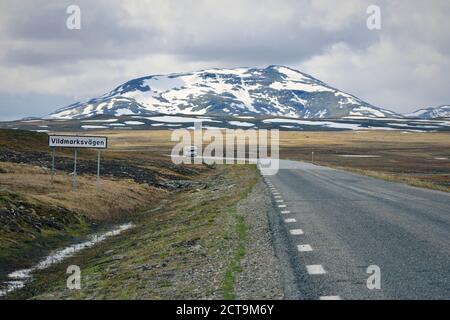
top-left (1, 300), bottom-right (447, 318)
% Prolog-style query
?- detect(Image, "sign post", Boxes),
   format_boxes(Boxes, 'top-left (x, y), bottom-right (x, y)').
top-left (97, 150), bottom-right (101, 192)
top-left (48, 135), bottom-right (108, 191)
top-left (51, 148), bottom-right (56, 184)
top-left (73, 148), bottom-right (78, 191)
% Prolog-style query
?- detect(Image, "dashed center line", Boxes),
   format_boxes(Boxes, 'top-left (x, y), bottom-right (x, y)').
top-left (267, 181), bottom-right (338, 299)
top-left (297, 244), bottom-right (313, 252)
top-left (290, 229), bottom-right (303, 235)
top-left (306, 265), bottom-right (326, 275)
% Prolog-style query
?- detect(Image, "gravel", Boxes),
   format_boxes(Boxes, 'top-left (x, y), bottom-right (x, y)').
top-left (234, 179), bottom-right (284, 300)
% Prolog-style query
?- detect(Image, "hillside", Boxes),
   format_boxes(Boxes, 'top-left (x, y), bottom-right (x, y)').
top-left (0, 129), bottom-right (207, 292)
top-left (406, 105), bottom-right (450, 119)
top-left (47, 66), bottom-right (399, 120)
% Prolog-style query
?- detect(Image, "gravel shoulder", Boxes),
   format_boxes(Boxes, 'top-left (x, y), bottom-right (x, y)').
top-left (234, 179), bottom-right (284, 300)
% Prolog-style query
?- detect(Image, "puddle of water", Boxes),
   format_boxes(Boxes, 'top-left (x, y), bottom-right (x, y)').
top-left (0, 223), bottom-right (133, 297)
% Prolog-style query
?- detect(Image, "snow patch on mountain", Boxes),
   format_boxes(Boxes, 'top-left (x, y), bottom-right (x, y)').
top-left (406, 105), bottom-right (450, 119)
top-left (47, 65), bottom-right (399, 120)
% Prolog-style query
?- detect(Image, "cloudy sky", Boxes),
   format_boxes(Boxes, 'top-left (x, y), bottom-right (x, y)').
top-left (0, 0), bottom-right (449, 120)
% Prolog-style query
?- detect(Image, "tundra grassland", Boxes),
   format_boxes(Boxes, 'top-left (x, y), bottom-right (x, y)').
top-left (83, 129), bottom-right (450, 192)
top-left (278, 131), bottom-right (450, 192)
top-left (1, 129), bottom-right (259, 299)
top-left (8, 164), bottom-right (259, 299)
top-left (3, 128), bottom-right (448, 299)
top-left (0, 129), bottom-right (205, 286)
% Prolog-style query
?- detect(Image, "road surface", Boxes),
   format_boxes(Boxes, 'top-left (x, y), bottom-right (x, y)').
top-left (263, 160), bottom-right (450, 300)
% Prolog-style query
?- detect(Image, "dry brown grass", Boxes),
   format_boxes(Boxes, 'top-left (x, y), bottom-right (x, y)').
top-left (0, 162), bottom-right (166, 221)
top-left (40, 129), bottom-right (450, 191)
top-left (9, 164), bottom-right (260, 300)
top-left (53, 130), bottom-right (175, 161)
top-left (278, 131), bottom-right (450, 191)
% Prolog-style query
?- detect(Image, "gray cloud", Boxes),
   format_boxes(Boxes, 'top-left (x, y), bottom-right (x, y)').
top-left (0, 0), bottom-right (449, 119)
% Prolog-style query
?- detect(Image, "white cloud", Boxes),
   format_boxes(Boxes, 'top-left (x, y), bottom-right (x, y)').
top-left (302, 37), bottom-right (450, 112)
top-left (0, 0), bottom-right (449, 118)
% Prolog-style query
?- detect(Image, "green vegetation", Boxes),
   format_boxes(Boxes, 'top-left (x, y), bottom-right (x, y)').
top-left (0, 187), bottom-right (91, 281)
top-left (221, 211), bottom-right (247, 300)
top-left (6, 165), bottom-right (259, 300)
top-left (0, 129), bottom-right (202, 292)
top-left (0, 129), bottom-right (48, 151)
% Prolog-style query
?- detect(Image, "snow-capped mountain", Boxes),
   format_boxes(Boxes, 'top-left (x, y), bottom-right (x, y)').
top-left (48, 66), bottom-right (399, 120)
top-left (406, 105), bottom-right (450, 119)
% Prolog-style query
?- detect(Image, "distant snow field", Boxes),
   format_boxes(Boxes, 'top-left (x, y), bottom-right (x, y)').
top-left (124, 121), bottom-right (145, 125)
top-left (145, 116), bottom-right (222, 123)
top-left (262, 118), bottom-right (362, 130)
top-left (228, 121), bottom-right (255, 127)
top-left (82, 119), bottom-right (118, 123)
top-left (81, 125), bottom-right (108, 129)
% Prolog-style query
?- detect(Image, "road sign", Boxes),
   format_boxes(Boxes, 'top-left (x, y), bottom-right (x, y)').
top-left (48, 135), bottom-right (107, 191)
top-left (49, 135), bottom-right (107, 149)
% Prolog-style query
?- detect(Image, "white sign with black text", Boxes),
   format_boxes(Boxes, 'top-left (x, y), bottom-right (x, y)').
top-left (49, 135), bottom-right (107, 149)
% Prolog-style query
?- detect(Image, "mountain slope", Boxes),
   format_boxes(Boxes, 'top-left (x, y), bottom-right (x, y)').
top-left (47, 66), bottom-right (399, 119)
top-left (406, 105), bottom-right (450, 119)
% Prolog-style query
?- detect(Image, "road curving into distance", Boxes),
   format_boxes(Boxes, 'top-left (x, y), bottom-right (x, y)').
top-left (263, 160), bottom-right (450, 300)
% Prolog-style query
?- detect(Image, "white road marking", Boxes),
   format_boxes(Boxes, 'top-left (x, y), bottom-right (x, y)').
top-left (281, 210), bottom-right (291, 214)
top-left (306, 265), bottom-right (326, 275)
top-left (290, 229), bottom-right (303, 235)
top-left (274, 195), bottom-right (282, 198)
top-left (278, 205), bottom-right (287, 208)
top-left (319, 296), bottom-right (341, 300)
top-left (285, 218), bottom-right (296, 223)
top-left (297, 244), bottom-right (313, 252)
top-left (276, 200), bottom-right (284, 203)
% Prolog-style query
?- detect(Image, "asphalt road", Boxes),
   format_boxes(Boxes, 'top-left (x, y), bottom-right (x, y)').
top-left (263, 160), bottom-right (450, 300)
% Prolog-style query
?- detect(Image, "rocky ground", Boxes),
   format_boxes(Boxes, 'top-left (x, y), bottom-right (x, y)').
top-left (0, 148), bottom-right (204, 190)
top-left (1, 128), bottom-right (286, 300)
top-left (3, 166), bottom-right (259, 299)
top-left (234, 180), bottom-right (284, 300)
